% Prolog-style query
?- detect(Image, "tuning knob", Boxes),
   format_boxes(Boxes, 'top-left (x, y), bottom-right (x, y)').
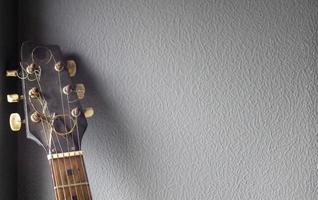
top-left (84, 107), bottom-right (94, 118)
top-left (67, 60), bottom-right (77, 77)
top-left (28, 87), bottom-right (40, 98)
top-left (9, 113), bottom-right (22, 132)
top-left (7, 94), bottom-right (23, 103)
top-left (6, 70), bottom-right (18, 77)
top-left (76, 84), bottom-right (85, 99)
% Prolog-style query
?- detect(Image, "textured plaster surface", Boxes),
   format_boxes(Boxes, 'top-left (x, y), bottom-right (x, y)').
top-left (18, 0), bottom-right (318, 199)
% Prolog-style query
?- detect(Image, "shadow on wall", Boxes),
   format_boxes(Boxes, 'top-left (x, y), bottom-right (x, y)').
top-left (67, 54), bottom-right (166, 199)
top-left (309, 10), bottom-right (318, 196)
top-left (0, 0), bottom-right (17, 199)
top-left (19, 0), bottom-right (161, 197)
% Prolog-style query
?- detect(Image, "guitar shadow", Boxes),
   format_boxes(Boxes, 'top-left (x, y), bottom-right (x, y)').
top-left (67, 54), bottom-right (163, 199)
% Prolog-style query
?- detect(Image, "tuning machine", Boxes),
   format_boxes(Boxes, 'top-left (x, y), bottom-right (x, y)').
top-left (26, 63), bottom-right (39, 74)
top-left (9, 113), bottom-right (23, 132)
top-left (28, 87), bottom-right (40, 98)
top-left (71, 107), bottom-right (94, 118)
top-left (63, 83), bottom-right (85, 99)
top-left (30, 112), bottom-right (42, 123)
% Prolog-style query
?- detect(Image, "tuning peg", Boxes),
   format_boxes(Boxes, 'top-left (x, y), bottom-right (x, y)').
top-left (76, 84), bottom-right (85, 99)
top-left (67, 60), bottom-right (77, 77)
top-left (9, 113), bottom-right (22, 132)
top-left (84, 107), bottom-right (94, 118)
top-left (7, 94), bottom-right (23, 103)
top-left (28, 87), bottom-right (40, 98)
top-left (6, 70), bottom-right (18, 77)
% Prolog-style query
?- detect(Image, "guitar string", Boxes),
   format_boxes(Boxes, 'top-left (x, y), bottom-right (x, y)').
top-left (60, 93), bottom-right (82, 199)
top-left (38, 113), bottom-right (61, 199)
top-left (24, 47), bottom-right (68, 199)
top-left (65, 80), bottom-right (93, 199)
top-left (28, 46), bottom-right (89, 199)
top-left (31, 48), bottom-right (71, 199)
top-left (75, 123), bottom-right (93, 200)
top-left (32, 68), bottom-right (67, 200)
top-left (60, 61), bottom-right (92, 199)
top-left (28, 96), bottom-right (49, 154)
top-left (20, 60), bottom-right (63, 199)
top-left (33, 95), bottom-right (66, 200)
top-left (53, 55), bottom-right (90, 199)
top-left (55, 57), bottom-right (79, 199)
top-left (66, 94), bottom-right (86, 199)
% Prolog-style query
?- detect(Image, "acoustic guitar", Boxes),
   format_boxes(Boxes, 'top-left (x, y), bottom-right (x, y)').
top-left (6, 41), bottom-right (94, 200)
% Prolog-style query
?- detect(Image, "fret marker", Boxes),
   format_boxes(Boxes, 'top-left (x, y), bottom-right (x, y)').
top-left (67, 168), bottom-right (73, 176)
top-left (72, 195), bottom-right (78, 200)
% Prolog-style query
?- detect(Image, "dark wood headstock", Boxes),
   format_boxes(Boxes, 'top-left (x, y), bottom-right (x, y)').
top-left (7, 41), bottom-right (93, 154)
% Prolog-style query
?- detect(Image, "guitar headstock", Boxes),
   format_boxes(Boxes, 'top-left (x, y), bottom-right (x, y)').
top-left (6, 41), bottom-right (94, 154)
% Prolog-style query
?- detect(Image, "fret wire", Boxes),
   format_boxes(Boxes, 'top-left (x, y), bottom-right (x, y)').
top-left (54, 182), bottom-right (89, 190)
top-left (51, 154), bottom-right (91, 199)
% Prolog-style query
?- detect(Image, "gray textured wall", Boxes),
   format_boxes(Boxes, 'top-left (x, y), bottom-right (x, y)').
top-left (18, 0), bottom-right (318, 199)
top-left (0, 1), bottom-right (17, 199)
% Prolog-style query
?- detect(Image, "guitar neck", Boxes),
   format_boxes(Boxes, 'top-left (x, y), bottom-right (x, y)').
top-left (48, 151), bottom-right (92, 200)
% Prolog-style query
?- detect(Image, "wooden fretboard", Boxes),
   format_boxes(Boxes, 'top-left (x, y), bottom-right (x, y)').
top-left (48, 151), bottom-right (92, 200)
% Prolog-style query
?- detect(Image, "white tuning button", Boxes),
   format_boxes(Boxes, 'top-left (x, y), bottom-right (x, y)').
top-left (9, 113), bottom-right (22, 132)
top-left (67, 60), bottom-right (77, 77)
top-left (63, 84), bottom-right (85, 99)
top-left (6, 70), bottom-right (18, 77)
top-left (84, 107), bottom-right (94, 118)
top-left (7, 94), bottom-right (23, 103)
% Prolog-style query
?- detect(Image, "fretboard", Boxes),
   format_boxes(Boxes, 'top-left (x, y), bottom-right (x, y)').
top-left (48, 151), bottom-right (92, 200)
